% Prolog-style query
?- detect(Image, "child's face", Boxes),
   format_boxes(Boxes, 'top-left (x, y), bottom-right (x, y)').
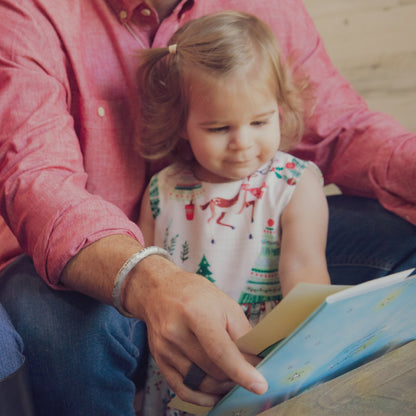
top-left (184, 67), bottom-right (280, 183)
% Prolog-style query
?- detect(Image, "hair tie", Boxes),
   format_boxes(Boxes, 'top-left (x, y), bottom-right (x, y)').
top-left (168, 44), bottom-right (177, 55)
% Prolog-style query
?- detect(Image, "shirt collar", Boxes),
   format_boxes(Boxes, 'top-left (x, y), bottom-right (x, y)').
top-left (107, 0), bottom-right (194, 21)
top-left (107, 0), bottom-right (146, 21)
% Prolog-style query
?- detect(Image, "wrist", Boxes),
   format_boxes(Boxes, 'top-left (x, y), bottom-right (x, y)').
top-left (112, 246), bottom-right (171, 317)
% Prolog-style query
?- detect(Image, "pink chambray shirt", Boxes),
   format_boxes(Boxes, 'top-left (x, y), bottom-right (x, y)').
top-left (0, 0), bottom-right (415, 287)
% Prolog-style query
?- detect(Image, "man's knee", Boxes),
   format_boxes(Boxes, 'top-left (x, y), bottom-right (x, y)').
top-left (326, 195), bottom-right (416, 284)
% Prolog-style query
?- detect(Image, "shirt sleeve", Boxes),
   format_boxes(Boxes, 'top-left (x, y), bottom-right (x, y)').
top-left (272, 0), bottom-right (416, 225)
top-left (0, 2), bottom-right (144, 287)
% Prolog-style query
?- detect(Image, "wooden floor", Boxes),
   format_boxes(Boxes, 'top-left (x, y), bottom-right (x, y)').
top-left (303, 0), bottom-right (416, 131)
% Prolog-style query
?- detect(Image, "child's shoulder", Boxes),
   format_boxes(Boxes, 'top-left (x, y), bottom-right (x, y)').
top-left (270, 151), bottom-right (308, 175)
top-left (268, 151), bottom-right (322, 186)
top-left (152, 162), bottom-right (193, 180)
top-left (272, 151), bottom-right (308, 169)
top-left (150, 162), bottom-right (200, 191)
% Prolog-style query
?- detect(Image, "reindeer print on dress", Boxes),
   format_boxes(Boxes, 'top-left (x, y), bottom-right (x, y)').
top-left (199, 180), bottom-right (267, 230)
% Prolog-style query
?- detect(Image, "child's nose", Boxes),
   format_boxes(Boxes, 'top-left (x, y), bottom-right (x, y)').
top-left (228, 128), bottom-right (252, 150)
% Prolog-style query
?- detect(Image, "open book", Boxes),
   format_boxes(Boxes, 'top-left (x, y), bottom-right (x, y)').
top-left (170, 268), bottom-right (416, 415)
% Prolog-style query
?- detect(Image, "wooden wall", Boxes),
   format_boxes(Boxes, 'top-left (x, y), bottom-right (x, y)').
top-left (303, 0), bottom-right (416, 131)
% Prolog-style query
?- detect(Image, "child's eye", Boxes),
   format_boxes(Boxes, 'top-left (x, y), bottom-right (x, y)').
top-left (251, 120), bottom-right (267, 127)
top-left (207, 126), bottom-right (229, 133)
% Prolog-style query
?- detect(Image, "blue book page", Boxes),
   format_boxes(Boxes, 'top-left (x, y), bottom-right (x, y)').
top-left (208, 270), bottom-right (416, 416)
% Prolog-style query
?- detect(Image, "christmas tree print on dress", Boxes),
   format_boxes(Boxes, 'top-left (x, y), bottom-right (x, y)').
top-left (196, 254), bottom-right (215, 283)
top-left (180, 241), bottom-right (190, 263)
top-left (149, 175), bottom-right (160, 219)
top-left (163, 220), bottom-right (179, 256)
top-left (238, 218), bottom-right (282, 305)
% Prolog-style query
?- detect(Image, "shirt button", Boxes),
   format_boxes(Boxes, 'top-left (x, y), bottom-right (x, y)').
top-left (141, 8), bottom-right (151, 16)
top-left (97, 107), bottom-right (105, 117)
top-left (119, 10), bottom-right (128, 20)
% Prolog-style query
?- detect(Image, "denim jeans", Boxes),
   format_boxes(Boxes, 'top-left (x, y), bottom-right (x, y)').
top-left (0, 195), bottom-right (415, 415)
top-left (0, 303), bottom-right (25, 380)
top-left (326, 195), bottom-right (416, 284)
top-left (0, 256), bottom-right (147, 416)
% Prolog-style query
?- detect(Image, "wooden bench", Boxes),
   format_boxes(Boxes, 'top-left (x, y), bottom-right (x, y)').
top-left (259, 339), bottom-right (416, 415)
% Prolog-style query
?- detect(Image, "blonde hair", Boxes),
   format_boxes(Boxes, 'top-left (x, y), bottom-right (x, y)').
top-left (137, 10), bottom-right (312, 162)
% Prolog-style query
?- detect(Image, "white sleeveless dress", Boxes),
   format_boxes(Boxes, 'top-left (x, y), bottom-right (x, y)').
top-left (142, 151), bottom-right (320, 416)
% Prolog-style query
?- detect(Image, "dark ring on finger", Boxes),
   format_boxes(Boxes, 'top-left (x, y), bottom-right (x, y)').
top-left (183, 363), bottom-right (206, 390)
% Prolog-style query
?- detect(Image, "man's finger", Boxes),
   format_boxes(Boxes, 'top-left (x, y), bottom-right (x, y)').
top-left (194, 323), bottom-right (268, 395)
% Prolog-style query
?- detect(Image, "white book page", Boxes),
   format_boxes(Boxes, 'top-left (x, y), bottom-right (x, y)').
top-left (326, 269), bottom-right (414, 304)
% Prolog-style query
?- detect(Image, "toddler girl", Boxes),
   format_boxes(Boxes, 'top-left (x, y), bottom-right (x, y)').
top-left (137, 10), bottom-right (330, 416)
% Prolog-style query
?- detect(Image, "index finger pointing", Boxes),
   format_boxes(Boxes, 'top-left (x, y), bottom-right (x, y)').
top-left (196, 322), bottom-right (268, 395)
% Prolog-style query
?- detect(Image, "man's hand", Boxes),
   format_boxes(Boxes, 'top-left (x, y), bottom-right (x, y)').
top-left (62, 235), bottom-right (267, 406)
top-left (125, 255), bottom-right (268, 406)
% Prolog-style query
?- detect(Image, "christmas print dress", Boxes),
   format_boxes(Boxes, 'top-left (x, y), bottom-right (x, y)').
top-left (141, 151), bottom-right (321, 416)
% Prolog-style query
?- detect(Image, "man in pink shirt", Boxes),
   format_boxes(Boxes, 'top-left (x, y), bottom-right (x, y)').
top-left (0, 0), bottom-right (415, 414)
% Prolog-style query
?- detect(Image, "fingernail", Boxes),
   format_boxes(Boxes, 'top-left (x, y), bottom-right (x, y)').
top-left (250, 381), bottom-right (268, 395)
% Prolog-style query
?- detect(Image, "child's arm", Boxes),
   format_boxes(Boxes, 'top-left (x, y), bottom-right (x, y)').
top-left (278, 164), bottom-right (331, 296)
top-left (138, 185), bottom-right (155, 246)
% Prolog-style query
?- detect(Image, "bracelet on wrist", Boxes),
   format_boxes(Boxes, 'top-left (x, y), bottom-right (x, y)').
top-left (112, 246), bottom-right (171, 317)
